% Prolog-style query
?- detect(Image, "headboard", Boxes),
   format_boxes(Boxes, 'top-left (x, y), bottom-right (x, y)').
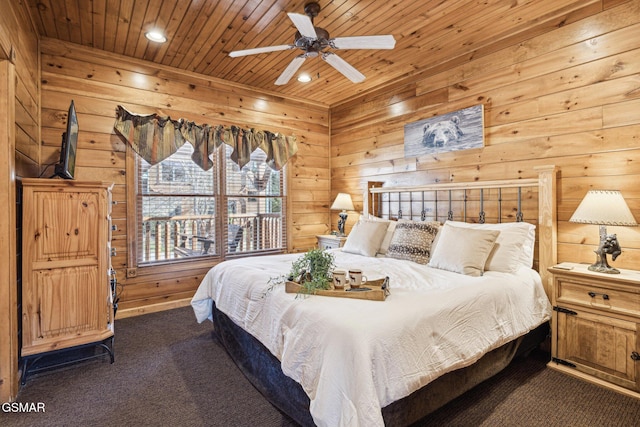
top-left (363, 166), bottom-right (557, 299)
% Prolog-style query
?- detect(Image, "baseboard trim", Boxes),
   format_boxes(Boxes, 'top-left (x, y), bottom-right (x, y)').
top-left (116, 298), bottom-right (192, 319)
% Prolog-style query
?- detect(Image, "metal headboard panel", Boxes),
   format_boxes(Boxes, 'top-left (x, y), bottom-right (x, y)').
top-left (363, 166), bottom-right (557, 298)
top-left (366, 178), bottom-right (538, 224)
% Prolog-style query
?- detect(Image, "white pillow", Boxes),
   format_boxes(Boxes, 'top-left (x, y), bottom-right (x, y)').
top-left (363, 214), bottom-right (397, 255)
top-left (427, 223), bottom-right (499, 276)
top-left (379, 221), bottom-right (397, 255)
top-left (444, 220), bottom-right (536, 272)
top-left (342, 220), bottom-right (389, 257)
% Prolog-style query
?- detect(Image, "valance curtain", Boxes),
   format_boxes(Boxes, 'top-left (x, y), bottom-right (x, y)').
top-left (113, 105), bottom-right (298, 171)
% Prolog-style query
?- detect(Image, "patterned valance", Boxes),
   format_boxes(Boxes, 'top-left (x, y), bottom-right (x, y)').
top-left (113, 105), bottom-right (298, 171)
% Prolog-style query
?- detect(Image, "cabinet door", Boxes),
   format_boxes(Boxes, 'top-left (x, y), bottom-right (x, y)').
top-left (22, 266), bottom-right (104, 353)
top-left (556, 308), bottom-right (639, 391)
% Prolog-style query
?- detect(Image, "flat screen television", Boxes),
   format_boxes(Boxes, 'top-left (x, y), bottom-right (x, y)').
top-left (53, 100), bottom-right (78, 179)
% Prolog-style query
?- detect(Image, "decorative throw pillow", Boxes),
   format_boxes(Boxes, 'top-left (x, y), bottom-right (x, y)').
top-left (427, 223), bottom-right (499, 276)
top-left (445, 220), bottom-right (536, 272)
top-left (363, 214), bottom-right (397, 255)
top-left (379, 220), bottom-right (397, 255)
top-left (386, 220), bottom-right (440, 264)
top-left (342, 220), bottom-right (389, 257)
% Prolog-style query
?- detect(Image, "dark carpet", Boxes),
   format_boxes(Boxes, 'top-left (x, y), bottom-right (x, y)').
top-left (2, 307), bottom-right (639, 426)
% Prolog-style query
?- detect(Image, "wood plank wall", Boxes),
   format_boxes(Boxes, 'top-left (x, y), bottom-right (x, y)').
top-left (330, 0), bottom-right (640, 270)
top-left (0, 0), bottom-right (40, 403)
top-left (39, 38), bottom-right (330, 312)
top-left (4, 2), bottom-right (40, 177)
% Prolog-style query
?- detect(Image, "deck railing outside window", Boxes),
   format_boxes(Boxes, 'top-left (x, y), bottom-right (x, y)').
top-left (141, 212), bottom-right (282, 262)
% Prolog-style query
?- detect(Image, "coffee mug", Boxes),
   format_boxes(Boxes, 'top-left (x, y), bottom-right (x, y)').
top-left (348, 269), bottom-right (367, 288)
top-left (332, 269), bottom-right (347, 290)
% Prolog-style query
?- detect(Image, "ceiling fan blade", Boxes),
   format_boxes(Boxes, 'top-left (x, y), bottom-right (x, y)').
top-left (330, 35), bottom-right (396, 50)
top-left (322, 52), bottom-right (365, 83)
top-left (229, 45), bottom-right (294, 57)
top-left (275, 55), bottom-right (306, 85)
top-left (287, 12), bottom-right (317, 39)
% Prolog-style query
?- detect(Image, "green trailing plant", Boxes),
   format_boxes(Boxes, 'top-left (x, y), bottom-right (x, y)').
top-left (263, 248), bottom-right (336, 298)
top-left (289, 248), bottom-right (336, 295)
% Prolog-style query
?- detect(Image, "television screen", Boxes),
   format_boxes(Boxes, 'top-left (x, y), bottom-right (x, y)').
top-left (54, 100), bottom-right (78, 179)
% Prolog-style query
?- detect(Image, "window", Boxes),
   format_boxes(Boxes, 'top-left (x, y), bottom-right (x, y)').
top-left (224, 145), bottom-right (285, 256)
top-left (126, 142), bottom-right (287, 273)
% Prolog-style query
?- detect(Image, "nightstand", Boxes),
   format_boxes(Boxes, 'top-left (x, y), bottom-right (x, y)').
top-left (548, 262), bottom-right (640, 399)
top-left (316, 234), bottom-right (347, 250)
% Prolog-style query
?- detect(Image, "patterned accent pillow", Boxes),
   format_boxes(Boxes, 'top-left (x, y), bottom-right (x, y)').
top-left (386, 220), bottom-right (441, 264)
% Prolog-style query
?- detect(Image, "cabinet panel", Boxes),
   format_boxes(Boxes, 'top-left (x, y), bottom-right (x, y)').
top-left (556, 309), bottom-right (638, 390)
top-left (32, 267), bottom-right (100, 337)
top-left (34, 190), bottom-right (101, 262)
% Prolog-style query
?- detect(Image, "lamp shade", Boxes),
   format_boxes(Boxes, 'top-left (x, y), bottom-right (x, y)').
top-left (569, 190), bottom-right (637, 226)
top-left (330, 193), bottom-right (355, 211)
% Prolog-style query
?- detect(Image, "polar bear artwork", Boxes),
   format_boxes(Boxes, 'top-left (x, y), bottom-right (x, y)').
top-left (403, 104), bottom-right (484, 157)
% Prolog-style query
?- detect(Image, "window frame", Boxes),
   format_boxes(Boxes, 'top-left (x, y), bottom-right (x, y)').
top-left (125, 143), bottom-right (289, 279)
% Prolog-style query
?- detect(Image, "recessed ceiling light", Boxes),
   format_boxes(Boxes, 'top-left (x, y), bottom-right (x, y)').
top-left (297, 74), bottom-right (312, 83)
top-left (145, 30), bottom-right (167, 43)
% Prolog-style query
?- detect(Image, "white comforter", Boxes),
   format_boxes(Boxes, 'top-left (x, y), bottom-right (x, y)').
top-left (191, 249), bottom-right (551, 427)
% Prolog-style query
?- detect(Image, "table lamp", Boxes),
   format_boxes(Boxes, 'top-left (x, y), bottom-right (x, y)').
top-left (330, 193), bottom-right (354, 236)
top-left (569, 190), bottom-right (637, 273)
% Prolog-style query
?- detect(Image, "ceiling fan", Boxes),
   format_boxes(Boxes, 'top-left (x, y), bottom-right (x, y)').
top-left (228, 2), bottom-right (396, 85)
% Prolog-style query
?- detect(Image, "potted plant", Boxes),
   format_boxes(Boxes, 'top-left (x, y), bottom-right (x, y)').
top-left (288, 248), bottom-right (335, 294)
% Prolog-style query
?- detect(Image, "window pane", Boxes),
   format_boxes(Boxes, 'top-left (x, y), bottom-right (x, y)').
top-left (228, 197), bottom-right (283, 252)
top-left (142, 195), bottom-right (217, 262)
top-left (138, 143), bottom-right (217, 263)
top-left (225, 146), bottom-right (285, 253)
top-left (225, 146), bottom-right (281, 197)
top-left (141, 144), bottom-right (214, 196)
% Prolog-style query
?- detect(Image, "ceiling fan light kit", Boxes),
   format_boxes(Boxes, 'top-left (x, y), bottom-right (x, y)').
top-left (228, 2), bottom-right (396, 85)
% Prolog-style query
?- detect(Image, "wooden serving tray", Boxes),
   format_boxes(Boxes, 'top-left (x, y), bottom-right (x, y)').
top-left (285, 277), bottom-right (389, 301)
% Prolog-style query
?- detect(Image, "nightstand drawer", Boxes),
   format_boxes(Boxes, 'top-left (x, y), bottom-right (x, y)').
top-left (556, 278), bottom-right (640, 318)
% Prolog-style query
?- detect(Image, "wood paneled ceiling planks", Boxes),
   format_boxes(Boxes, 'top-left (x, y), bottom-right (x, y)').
top-left (26, 0), bottom-right (602, 106)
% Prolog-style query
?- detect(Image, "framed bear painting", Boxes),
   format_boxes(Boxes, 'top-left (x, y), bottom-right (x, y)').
top-left (403, 104), bottom-right (484, 158)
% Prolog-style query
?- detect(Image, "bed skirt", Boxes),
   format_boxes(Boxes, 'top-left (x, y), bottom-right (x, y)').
top-left (211, 302), bottom-right (549, 427)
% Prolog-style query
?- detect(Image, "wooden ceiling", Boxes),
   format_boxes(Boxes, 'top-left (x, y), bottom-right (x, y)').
top-left (25, 0), bottom-right (598, 106)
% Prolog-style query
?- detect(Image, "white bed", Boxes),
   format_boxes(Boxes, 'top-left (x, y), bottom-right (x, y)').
top-left (192, 166), bottom-right (557, 427)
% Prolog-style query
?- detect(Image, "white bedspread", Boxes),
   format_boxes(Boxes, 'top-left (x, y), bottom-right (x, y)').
top-left (191, 249), bottom-right (551, 427)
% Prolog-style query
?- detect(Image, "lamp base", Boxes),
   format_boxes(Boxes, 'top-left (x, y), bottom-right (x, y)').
top-left (337, 211), bottom-right (348, 237)
top-left (589, 225), bottom-right (622, 274)
top-left (587, 262), bottom-right (620, 274)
